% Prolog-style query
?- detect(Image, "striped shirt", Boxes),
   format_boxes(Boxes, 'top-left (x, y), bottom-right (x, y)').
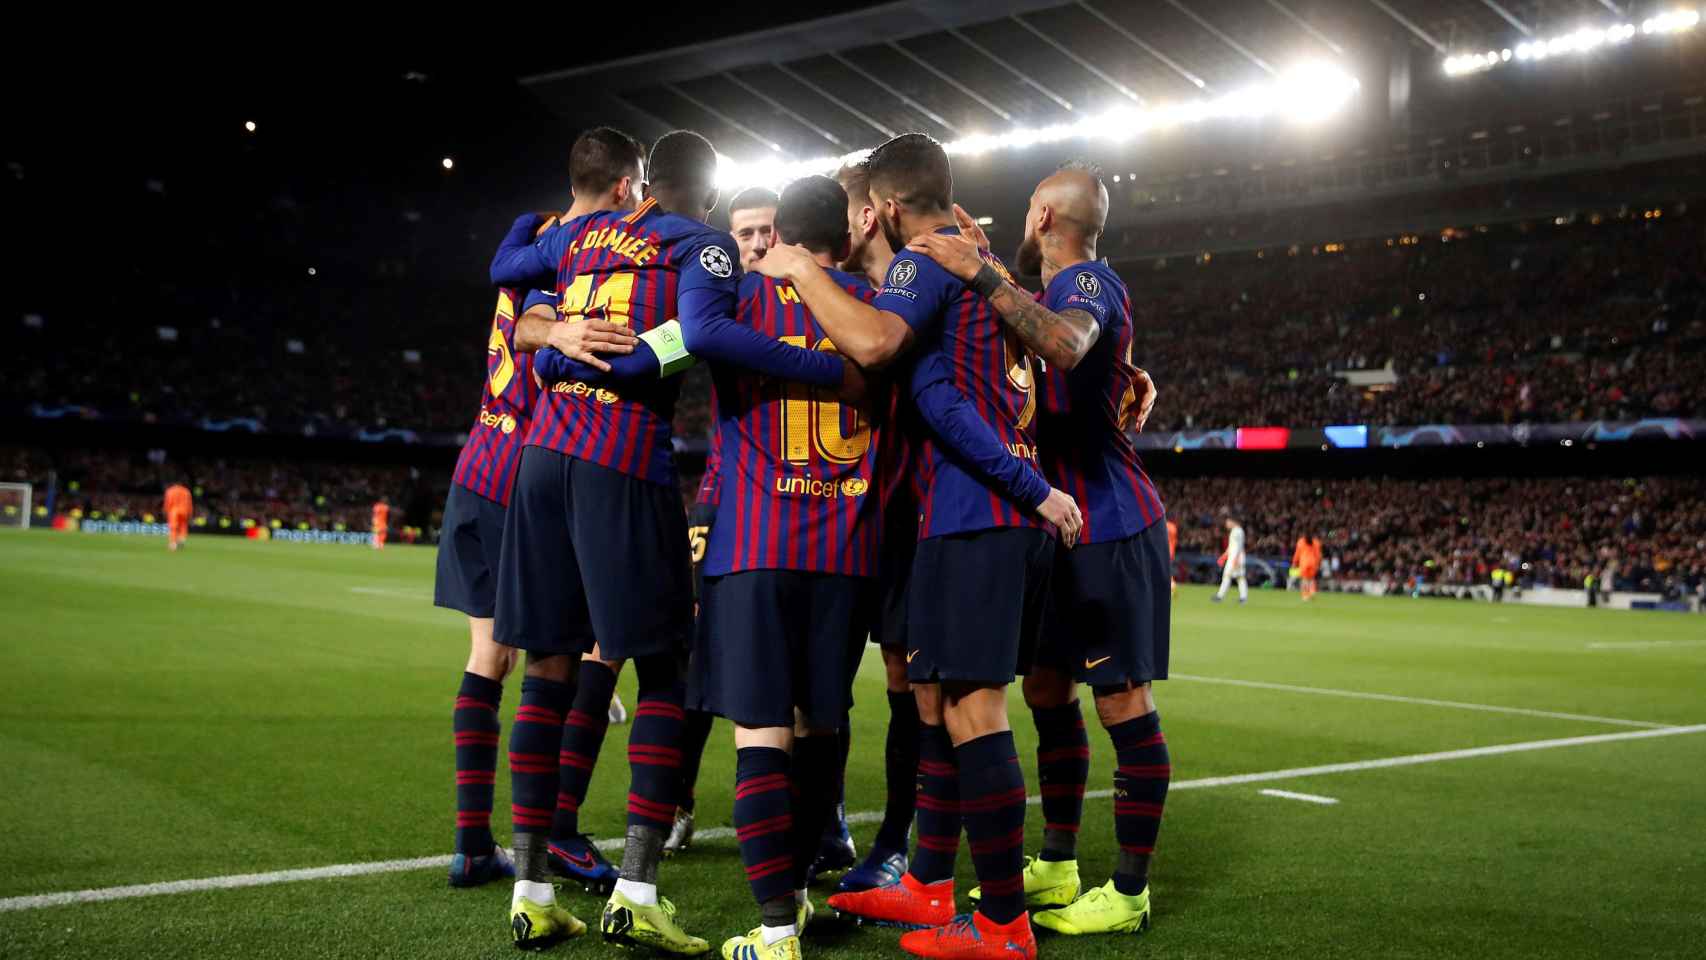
top-left (1034, 262), bottom-right (1165, 543)
top-left (450, 288), bottom-right (548, 506)
top-left (491, 200), bottom-right (738, 487)
top-left (876, 235), bottom-right (1048, 539)
top-left (704, 270), bottom-right (883, 576)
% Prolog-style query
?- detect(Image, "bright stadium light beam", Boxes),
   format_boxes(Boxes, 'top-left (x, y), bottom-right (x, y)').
top-left (714, 62), bottom-right (1360, 191)
top-left (1443, 7), bottom-right (1696, 77)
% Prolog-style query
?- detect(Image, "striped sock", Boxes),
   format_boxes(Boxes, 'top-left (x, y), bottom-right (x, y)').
top-left (874, 691), bottom-right (920, 852)
top-left (910, 723), bottom-right (961, 884)
top-left (1109, 711), bottom-right (1170, 895)
top-left (453, 672), bottom-right (503, 856)
top-left (957, 731), bottom-right (1028, 925)
top-left (510, 676), bottom-right (573, 881)
top-left (1033, 700), bottom-right (1089, 861)
top-left (734, 747), bottom-right (795, 906)
top-left (553, 661), bottom-right (616, 843)
top-left (788, 734), bottom-right (841, 889)
top-left (626, 685), bottom-right (686, 833)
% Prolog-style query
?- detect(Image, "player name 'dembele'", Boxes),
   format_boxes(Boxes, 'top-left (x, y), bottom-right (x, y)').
top-left (566, 225), bottom-right (660, 266)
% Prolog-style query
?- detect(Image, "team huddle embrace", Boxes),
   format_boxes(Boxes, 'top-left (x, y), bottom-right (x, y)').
top-left (432, 125), bottom-right (1174, 960)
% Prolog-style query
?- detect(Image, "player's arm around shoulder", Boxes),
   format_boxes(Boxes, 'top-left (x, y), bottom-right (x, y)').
top-left (906, 233), bottom-right (1102, 371)
top-left (752, 244), bottom-right (913, 370)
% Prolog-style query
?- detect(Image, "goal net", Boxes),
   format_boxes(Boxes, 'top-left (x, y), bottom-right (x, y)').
top-left (0, 483), bottom-right (31, 529)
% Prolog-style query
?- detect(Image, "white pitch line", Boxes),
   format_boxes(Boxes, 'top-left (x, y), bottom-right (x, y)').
top-left (1258, 788), bottom-right (1339, 805)
top-left (1586, 640), bottom-right (1706, 651)
top-left (4, 724), bottom-right (1700, 913)
top-left (1171, 673), bottom-right (1674, 729)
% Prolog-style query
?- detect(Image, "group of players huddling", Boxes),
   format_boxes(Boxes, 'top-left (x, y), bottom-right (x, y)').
top-left (432, 123), bottom-right (1173, 960)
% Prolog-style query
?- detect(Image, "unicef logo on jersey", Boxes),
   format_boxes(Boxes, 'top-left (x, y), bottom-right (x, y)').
top-left (1075, 271), bottom-right (1101, 298)
top-left (889, 259), bottom-right (917, 288)
top-left (699, 245), bottom-right (733, 278)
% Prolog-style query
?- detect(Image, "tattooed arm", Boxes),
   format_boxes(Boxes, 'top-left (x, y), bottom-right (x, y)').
top-left (905, 232), bottom-right (1100, 371)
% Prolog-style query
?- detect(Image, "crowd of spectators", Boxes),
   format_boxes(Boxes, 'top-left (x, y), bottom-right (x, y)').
top-left (1165, 474), bottom-right (1706, 599)
top-left (6, 189), bottom-right (1702, 449)
top-left (11, 444), bottom-right (1700, 603)
top-left (0, 447), bottom-right (436, 534)
top-left (1133, 209), bottom-right (1706, 432)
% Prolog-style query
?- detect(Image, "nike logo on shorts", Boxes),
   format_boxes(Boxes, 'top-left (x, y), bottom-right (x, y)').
top-left (1085, 656), bottom-right (1112, 669)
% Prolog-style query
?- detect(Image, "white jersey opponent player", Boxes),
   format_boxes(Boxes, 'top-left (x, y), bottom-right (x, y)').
top-left (1214, 517), bottom-right (1248, 604)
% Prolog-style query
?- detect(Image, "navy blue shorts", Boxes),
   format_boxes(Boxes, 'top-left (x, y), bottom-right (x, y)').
top-left (868, 514), bottom-right (917, 651)
top-left (433, 484), bottom-right (507, 618)
top-left (691, 570), bottom-right (875, 729)
top-left (906, 527), bottom-right (1055, 685)
top-left (1037, 520), bottom-right (1172, 686)
top-left (495, 447), bottom-right (693, 660)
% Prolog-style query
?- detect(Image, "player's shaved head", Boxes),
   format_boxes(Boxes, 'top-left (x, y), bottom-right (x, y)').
top-left (1015, 159), bottom-right (1109, 277)
top-left (647, 130), bottom-right (720, 220)
top-left (570, 126), bottom-right (646, 197)
top-left (774, 175), bottom-right (850, 261)
top-left (648, 130), bottom-right (718, 191)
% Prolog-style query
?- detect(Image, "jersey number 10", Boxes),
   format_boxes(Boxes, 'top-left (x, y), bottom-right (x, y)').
top-left (777, 335), bottom-right (869, 465)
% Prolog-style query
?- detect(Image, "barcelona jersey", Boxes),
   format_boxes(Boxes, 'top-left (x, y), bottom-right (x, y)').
top-left (1033, 262), bottom-right (1165, 543)
top-left (449, 287), bottom-right (549, 506)
top-left (704, 269), bottom-right (883, 577)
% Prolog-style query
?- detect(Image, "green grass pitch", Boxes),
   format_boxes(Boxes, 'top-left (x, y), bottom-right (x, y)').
top-left (1, 529), bottom-right (1702, 959)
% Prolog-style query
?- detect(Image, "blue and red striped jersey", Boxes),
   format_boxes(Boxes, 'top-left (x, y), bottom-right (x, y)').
top-left (875, 235), bottom-right (1047, 539)
top-left (450, 287), bottom-right (548, 506)
top-left (694, 392), bottom-right (722, 509)
top-left (703, 269), bottom-right (883, 577)
top-left (499, 199), bottom-right (740, 487)
top-left (1035, 261), bottom-right (1165, 543)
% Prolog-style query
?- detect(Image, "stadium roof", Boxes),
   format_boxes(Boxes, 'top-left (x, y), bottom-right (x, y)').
top-left (523, 1), bottom-right (1664, 159)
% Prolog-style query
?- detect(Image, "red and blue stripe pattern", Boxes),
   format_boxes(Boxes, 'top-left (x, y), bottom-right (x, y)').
top-left (1035, 262), bottom-right (1165, 543)
top-left (733, 746), bottom-right (796, 904)
top-left (526, 200), bottom-right (716, 487)
top-left (450, 288), bottom-right (540, 506)
top-left (703, 270), bottom-right (884, 577)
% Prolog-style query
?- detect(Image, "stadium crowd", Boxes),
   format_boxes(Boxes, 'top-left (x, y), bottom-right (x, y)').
top-left (1166, 473), bottom-right (1706, 598)
top-left (0, 446), bottom-right (434, 533)
top-left (6, 201), bottom-right (1701, 446)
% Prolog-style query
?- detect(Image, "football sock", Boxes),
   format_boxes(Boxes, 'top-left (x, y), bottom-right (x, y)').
top-left (622, 655), bottom-right (686, 886)
top-left (874, 691), bottom-right (920, 852)
top-left (510, 676), bottom-right (573, 881)
top-left (676, 708), bottom-right (716, 815)
top-left (957, 731), bottom-right (1028, 925)
top-left (553, 660), bottom-right (616, 842)
top-left (453, 671), bottom-right (503, 857)
top-left (734, 746), bottom-right (796, 906)
top-left (1032, 699), bottom-right (1089, 862)
top-left (910, 722), bottom-right (961, 884)
top-left (1109, 711), bottom-right (1170, 895)
top-left (789, 734), bottom-right (841, 888)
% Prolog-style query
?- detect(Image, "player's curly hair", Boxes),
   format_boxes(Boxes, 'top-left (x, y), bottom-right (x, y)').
top-left (865, 133), bottom-right (951, 213)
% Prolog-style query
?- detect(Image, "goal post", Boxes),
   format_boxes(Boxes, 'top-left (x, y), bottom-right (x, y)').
top-left (0, 482), bottom-right (32, 529)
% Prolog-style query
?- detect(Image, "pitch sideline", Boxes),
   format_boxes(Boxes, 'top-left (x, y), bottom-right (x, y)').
top-left (3, 723), bottom-right (1700, 914)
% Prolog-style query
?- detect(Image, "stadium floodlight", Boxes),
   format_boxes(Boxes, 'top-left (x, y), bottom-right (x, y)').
top-left (715, 61), bottom-right (1360, 191)
top-left (441, 157), bottom-right (454, 170)
top-left (244, 120), bottom-right (257, 133)
top-left (1444, 8), bottom-right (1696, 77)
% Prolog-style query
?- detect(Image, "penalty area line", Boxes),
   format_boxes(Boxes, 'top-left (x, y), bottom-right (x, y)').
top-left (3, 724), bottom-right (1700, 913)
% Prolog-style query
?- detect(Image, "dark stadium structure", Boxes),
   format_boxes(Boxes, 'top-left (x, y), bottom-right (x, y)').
top-left (4, 0), bottom-right (1702, 602)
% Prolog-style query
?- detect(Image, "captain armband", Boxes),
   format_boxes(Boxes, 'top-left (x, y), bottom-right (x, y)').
top-left (638, 320), bottom-right (697, 376)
